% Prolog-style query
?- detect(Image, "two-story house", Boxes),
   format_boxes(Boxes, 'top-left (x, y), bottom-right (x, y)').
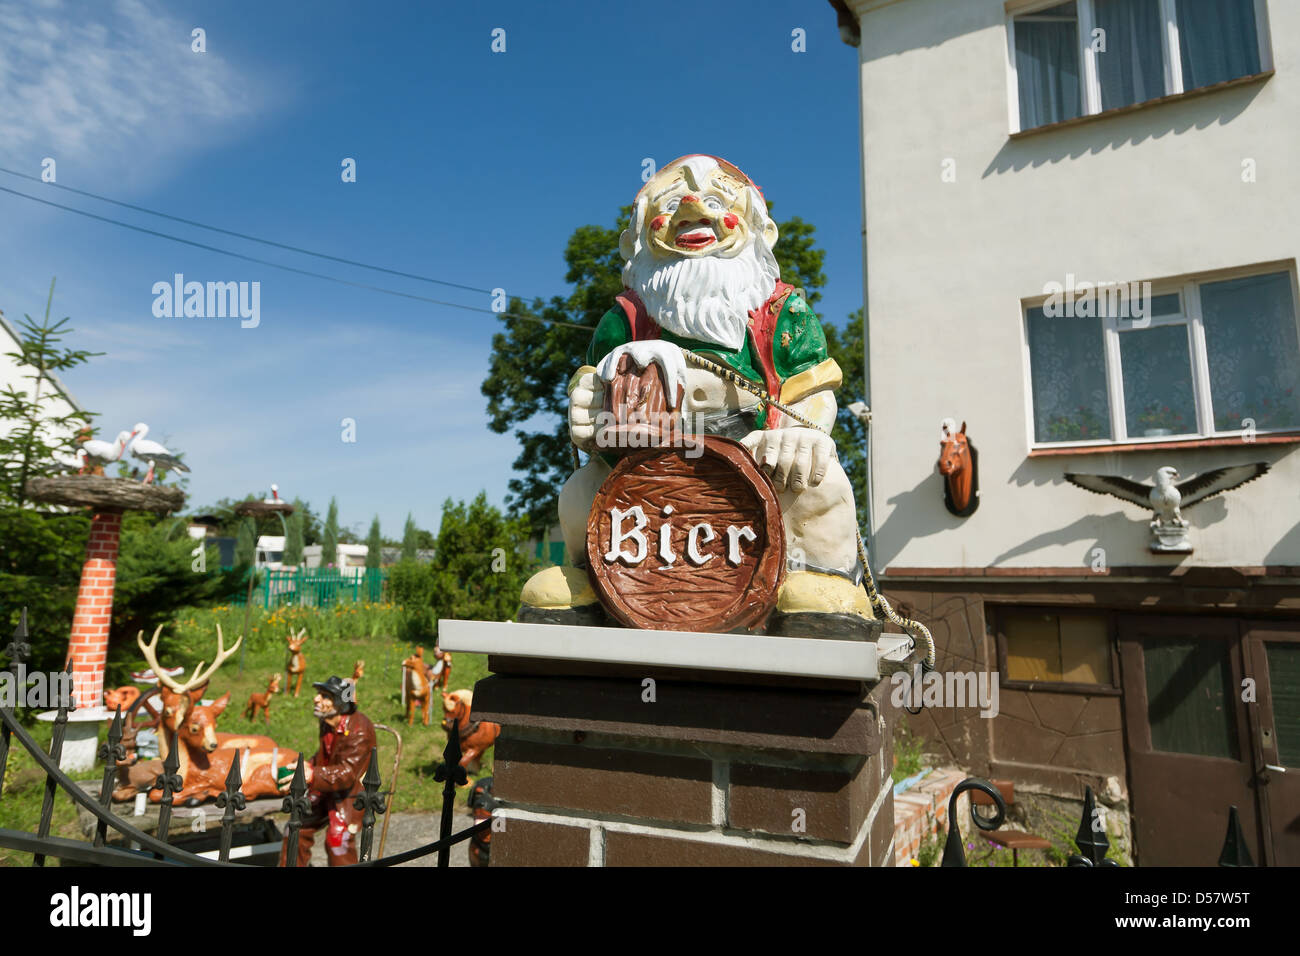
top-left (832, 0), bottom-right (1298, 865)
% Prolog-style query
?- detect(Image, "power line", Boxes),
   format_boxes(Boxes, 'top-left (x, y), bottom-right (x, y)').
top-left (0, 164), bottom-right (532, 299)
top-left (0, 184), bottom-right (594, 332)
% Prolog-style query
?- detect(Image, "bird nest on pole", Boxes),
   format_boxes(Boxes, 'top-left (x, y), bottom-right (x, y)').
top-left (235, 500), bottom-right (295, 517)
top-left (25, 476), bottom-right (185, 514)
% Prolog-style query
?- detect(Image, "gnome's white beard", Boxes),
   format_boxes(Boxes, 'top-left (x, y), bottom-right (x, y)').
top-left (624, 240), bottom-right (780, 351)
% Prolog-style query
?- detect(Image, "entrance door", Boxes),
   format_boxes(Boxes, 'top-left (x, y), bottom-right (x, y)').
top-left (1243, 621), bottom-right (1300, 866)
top-left (1118, 615), bottom-right (1260, 866)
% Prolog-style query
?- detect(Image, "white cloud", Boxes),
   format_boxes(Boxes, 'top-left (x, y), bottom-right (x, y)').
top-left (0, 0), bottom-right (267, 182)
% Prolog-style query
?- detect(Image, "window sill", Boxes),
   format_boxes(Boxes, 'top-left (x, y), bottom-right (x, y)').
top-left (1010, 70), bottom-right (1274, 140)
top-left (1028, 431), bottom-right (1300, 457)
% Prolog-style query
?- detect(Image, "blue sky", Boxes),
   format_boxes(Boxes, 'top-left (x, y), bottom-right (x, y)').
top-left (0, 0), bottom-right (864, 539)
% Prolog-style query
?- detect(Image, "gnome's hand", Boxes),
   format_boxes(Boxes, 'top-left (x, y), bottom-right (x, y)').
top-left (568, 367), bottom-right (604, 452)
top-left (741, 427), bottom-right (836, 492)
top-left (596, 341), bottom-right (687, 404)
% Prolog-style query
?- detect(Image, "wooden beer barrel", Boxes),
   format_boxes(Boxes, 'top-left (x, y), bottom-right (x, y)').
top-left (586, 436), bottom-right (785, 633)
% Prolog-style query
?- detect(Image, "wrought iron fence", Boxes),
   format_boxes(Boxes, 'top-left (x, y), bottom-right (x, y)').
top-left (938, 775), bottom-right (1257, 867)
top-left (0, 610), bottom-right (484, 868)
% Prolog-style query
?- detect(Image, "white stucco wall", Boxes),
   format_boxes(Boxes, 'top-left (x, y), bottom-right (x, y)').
top-left (0, 311), bottom-right (84, 448)
top-left (852, 0), bottom-right (1300, 570)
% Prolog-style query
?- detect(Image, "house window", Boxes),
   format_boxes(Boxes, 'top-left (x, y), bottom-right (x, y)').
top-left (1009, 0), bottom-right (1272, 132)
top-left (1000, 610), bottom-right (1114, 686)
top-left (1025, 267), bottom-right (1300, 446)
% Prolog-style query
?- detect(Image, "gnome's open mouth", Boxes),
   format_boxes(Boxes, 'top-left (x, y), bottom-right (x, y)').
top-left (674, 222), bottom-right (716, 250)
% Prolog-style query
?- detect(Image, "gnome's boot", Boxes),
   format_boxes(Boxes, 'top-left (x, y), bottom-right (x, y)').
top-left (517, 565), bottom-right (605, 625)
top-left (766, 569), bottom-right (881, 641)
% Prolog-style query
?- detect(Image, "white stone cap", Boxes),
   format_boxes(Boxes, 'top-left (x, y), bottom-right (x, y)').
top-left (36, 706), bottom-right (113, 723)
top-left (438, 619), bottom-right (915, 681)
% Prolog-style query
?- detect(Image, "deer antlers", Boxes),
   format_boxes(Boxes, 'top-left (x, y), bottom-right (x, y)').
top-left (137, 623), bottom-right (243, 695)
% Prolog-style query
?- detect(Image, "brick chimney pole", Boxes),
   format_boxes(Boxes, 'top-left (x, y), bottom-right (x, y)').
top-left (67, 510), bottom-right (123, 709)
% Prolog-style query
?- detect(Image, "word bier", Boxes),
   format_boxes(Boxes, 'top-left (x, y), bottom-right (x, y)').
top-left (587, 436), bottom-right (784, 633)
top-left (604, 503), bottom-right (757, 567)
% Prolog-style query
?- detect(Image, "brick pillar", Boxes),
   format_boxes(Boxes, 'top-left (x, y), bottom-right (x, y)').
top-left (68, 510), bottom-right (122, 710)
top-left (473, 667), bottom-right (900, 866)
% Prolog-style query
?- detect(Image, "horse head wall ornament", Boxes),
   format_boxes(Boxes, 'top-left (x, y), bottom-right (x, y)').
top-left (937, 418), bottom-right (979, 517)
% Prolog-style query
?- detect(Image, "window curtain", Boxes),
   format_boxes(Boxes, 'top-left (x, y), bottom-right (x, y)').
top-left (1200, 271), bottom-right (1300, 431)
top-left (1094, 0), bottom-right (1166, 109)
top-left (1177, 0), bottom-right (1261, 89)
top-left (1016, 3), bottom-right (1083, 128)
top-left (1027, 307), bottom-right (1112, 442)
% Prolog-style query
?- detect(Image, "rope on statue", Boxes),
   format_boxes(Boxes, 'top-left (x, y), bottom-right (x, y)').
top-left (678, 349), bottom-right (830, 432)
top-left (857, 529), bottom-right (935, 671)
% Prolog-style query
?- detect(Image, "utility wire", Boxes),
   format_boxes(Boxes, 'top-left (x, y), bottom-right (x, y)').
top-left (0, 164), bottom-right (528, 299)
top-left (0, 184), bottom-right (594, 332)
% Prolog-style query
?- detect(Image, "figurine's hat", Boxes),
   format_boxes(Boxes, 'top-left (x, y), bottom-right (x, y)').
top-left (312, 675), bottom-right (357, 714)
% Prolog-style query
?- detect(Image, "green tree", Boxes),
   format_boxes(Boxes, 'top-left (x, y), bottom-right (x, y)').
top-left (321, 498), bottom-right (339, 567)
top-left (283, 500), bottom-right (305, 566)
top-left (822, 308), bottom-right (868, 531)
top-left (482, 201), bottom-right (828, 536)
top-left (235, 517), bottom-right (256, 567)
top-left (365, 515), bottom-right (382, 569)
top-left (428, 493), bottom-right (534, 634)
top-left (0, 278), bottom-right (99, 505)
top-left (401, 513), bottom-right (419, 561)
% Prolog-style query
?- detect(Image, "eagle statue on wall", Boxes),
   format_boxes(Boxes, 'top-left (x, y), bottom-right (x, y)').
top-left (1064, 463), bottom-right (1270, 553)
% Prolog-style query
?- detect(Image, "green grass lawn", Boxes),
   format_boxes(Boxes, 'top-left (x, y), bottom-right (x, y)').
top-left (0, 618), bottom-right (493, 866)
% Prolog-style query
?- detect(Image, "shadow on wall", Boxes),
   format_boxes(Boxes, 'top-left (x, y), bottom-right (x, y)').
top-left (874, 470), bottom-right (974, 566)
top-left (1266, 520), bottom-right (1300, 566)
top-left (982, 79), bottom-right (1268, 178)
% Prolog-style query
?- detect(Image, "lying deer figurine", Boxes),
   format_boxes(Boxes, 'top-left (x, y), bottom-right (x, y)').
top-left (138, 625), bottom-right (297, 804)
top-left (243, 673), bottom-right (282, 724)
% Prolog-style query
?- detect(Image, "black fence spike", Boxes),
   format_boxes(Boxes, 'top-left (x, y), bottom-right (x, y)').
top-left (4, 608), bottom-right (31, 674)
top-left (152, 731), bottom-right (183, 853)
top-left (215, 757), bottom-right (247, 863)
top-left (281, 757), bottom-right (310, 868)
top-left (1067, 785), bottom-right (1119, 867)
top-left (433, 720), bottom-right (468, 868)
top-left (353, 748), bottom-right (387, 863)
top-left (33, 684), bottom-right (72, 868)
top-left (94, 705), bottom-right (126, 848)
top-left (1218, 805), bottom-right (1255, 867)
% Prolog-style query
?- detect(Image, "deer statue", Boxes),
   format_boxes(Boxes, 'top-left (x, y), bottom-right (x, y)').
top-left (427, 646), bottom-right (452, 691)
top-left (401, 647), bottom-right (432, 726)
top-left (441, 689), bottom-right (500, 775)
top-left (243, 673), bottom-right (282, 724)
top-left (345, 659), bottom-right (365, 703)
top-left (285, 628), bottom-right (309, 698)
top-left (137, 625), bottom-right (298, 805)
top-left (138, 625), bottom-right (275, 762)
top-left (104, 685), bottom-right (141, 715)
top-left (111, 720), bottom-right (163, 801)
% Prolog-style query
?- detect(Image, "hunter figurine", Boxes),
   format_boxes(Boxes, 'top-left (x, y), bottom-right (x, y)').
top-left (519, 154), bottom-right (874, 638)
top-left (278, 675), bottom-right (377, 867)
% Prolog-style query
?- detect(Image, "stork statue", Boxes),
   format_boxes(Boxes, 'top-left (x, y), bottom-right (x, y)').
top-left (128, 422), bottom-right (190, 484)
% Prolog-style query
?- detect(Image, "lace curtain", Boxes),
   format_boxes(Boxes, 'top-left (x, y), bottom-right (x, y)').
top-left (1027, 308), bottom-right (1113, 442)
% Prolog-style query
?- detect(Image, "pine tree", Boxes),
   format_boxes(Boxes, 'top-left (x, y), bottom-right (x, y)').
top-left (283, 499), bottom-right (305, 566)
top-left (401, 512), bottom-right (419, 561)
top-left (235, 517), bottom-right (256, 567)
top-left (321, 497), bottom-right (339, 568)
top-left (0, 278), bottom-right (100, 505)
top-left (365, 515), bottom-right (382, 569)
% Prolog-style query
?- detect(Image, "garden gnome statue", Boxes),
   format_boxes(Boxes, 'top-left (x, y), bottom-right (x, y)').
top-left (278, 675), bottom-right (376, 867)
top-left (520, 154), bottom-right (873, 637)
